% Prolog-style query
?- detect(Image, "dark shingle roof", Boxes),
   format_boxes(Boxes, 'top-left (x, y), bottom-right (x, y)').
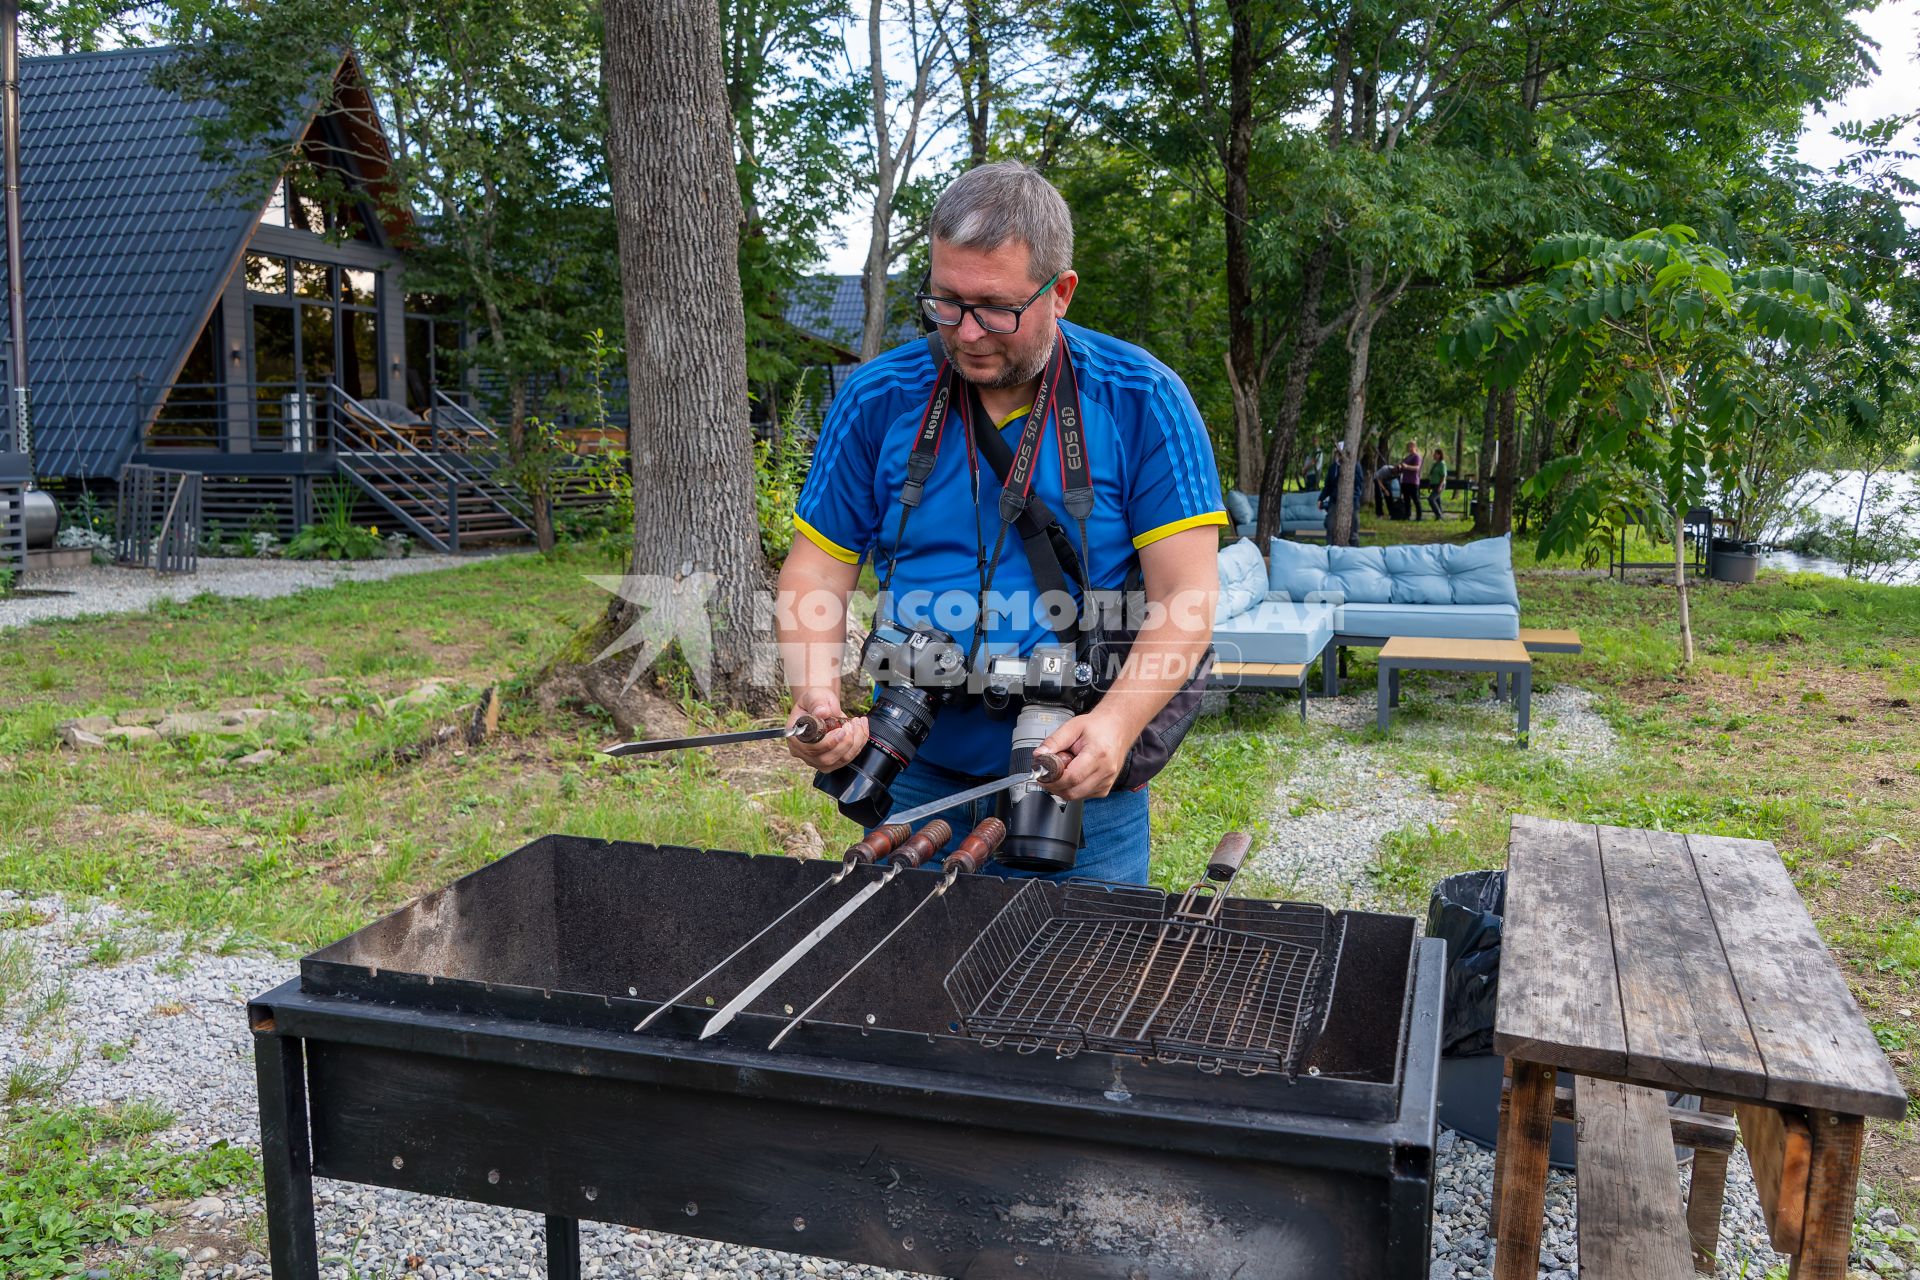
top-left (7, 47), bottom-right (261, 479)
top-left (784, 273), bottom-right (917, 355)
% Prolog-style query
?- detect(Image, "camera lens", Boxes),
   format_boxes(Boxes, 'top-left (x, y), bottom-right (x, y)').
top-left (813, 683), bottom-right (943, 826)
top-left (996, 703), bottom-right (1083, 872)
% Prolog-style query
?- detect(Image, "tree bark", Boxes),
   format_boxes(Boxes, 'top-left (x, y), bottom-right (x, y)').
top-left (1673, 506), bottom-right (1694, 664)
top-left (1329, 264), bottom-right (1379, 548)
top-left (860, 0), bottom-right (896, 361)
top-left (1472, 388), bottom-right (1497, 533)
top-left (1253, 239), bottom-right (1333, 545)
top-left (958, 0), bottom-right (991, 165)
top-left (602, 0), bottom-right (773, 712)
top-left (1491, 387), bottom-right (1518, 535)
top-left (1222, 0), bottom-right (1261, 491)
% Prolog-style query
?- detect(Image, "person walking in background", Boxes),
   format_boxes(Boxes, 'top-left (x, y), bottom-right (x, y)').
top-left (1424, 446), bottom-right (1449, 520)
top-left (1398, 440), bottom-right (1425, 521)
top-left (1321, 441), bottom-right (1365, 543)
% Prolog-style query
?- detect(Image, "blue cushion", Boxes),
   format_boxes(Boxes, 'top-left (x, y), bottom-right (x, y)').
top-left (1268, 537), bottom-right (1331, 600)
top-left (1224, 489), bottom-right (1257, 529)
top-left (1214, 537), bottom-right (1268, 624)
top-left (1337, 601), bottom-right (1519, 641)
top-left (1384, 544), bottom-right (1453, 605)
top-left (1326, 545), bottom-right (1393, 603)
top-left (1281, 492), bottom-right (1322, 520)
top-left (1213, 600), bottom-right (1337, 666)
top-left (1446, 535), bottom-right (1519, 606)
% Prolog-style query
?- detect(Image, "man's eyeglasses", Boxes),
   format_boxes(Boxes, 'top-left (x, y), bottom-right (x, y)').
top-left (916, 271), bottom-right (1061, 334)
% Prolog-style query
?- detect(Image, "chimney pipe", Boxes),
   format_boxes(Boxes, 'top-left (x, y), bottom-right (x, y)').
top-left (2, 0), bottom-right (29, 473)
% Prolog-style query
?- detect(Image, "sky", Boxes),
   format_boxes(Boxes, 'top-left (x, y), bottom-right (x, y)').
top-left (820, 0), bottom-right (1920, 276)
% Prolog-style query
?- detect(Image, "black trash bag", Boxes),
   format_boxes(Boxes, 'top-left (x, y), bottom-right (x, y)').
top-left (1427, 870), bottom-right (1507, 1058)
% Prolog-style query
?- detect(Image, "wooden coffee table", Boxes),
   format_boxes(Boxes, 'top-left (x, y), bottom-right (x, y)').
top-left (1376, 636), bottom-right (1532, 744)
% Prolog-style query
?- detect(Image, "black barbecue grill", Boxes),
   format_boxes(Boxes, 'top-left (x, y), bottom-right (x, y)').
top-left (250, 834), bottom-right (1443, 1279)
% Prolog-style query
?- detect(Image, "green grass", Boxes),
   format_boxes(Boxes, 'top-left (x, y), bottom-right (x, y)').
top-left (0, 1102), bottom-right (256, 1280)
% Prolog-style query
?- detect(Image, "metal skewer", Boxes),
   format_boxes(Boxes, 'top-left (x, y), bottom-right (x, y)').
top-left (602, 711), bottom-right (841, 757)
top-left (767, 817), bottom-right (1008, 1051)
top-left (631, 821), bottom-right (909, 1033)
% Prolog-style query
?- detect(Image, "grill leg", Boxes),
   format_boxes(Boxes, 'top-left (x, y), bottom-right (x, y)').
top-left (546, 1215), bottom-right (582, 1280)
top-left (253, 1032), bottom-right (320, 1280)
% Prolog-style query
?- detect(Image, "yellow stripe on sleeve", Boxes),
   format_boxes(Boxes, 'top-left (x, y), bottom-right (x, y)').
top-left (793, 515), bottom-right (861, 565)
top-left (1131, 510), bottom-right (1229, 550)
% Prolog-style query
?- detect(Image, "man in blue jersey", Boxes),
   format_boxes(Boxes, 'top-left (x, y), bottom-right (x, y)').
top-left (775, 161), bottom-right (1225, 883)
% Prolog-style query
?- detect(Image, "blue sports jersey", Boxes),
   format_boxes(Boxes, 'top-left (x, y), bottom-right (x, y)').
top-left (793, 320), bottom-right (1226, 776)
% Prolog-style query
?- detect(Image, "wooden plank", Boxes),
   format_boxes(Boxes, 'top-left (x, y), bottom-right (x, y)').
top-left (1790, 1110), bottom-right (1866, 1280)
top-left (1504, 1078), bottom-right (1736, 1152)
top-left (1575, 1077), bottom-right (1694, 1279)
top-left (1491, 1059), bottom-right (1557, 1279)
top-left (1686, 1096), bottom-right (1735, 1273)
top-left (1495, 817), bottom-right (1628, 1075)
top-left (1687, 833), bottom-right (1909, 1118)
top-left (1379, 636), bottom-right (1532, 665)
top-left (1598, 825), bottom-right (1768, 1097)
top-left (1736, 1103), bottom-right (1811, 1255)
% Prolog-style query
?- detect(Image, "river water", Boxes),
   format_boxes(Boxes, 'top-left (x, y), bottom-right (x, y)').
top-left (1756, 469), bottom-right (1920, 585)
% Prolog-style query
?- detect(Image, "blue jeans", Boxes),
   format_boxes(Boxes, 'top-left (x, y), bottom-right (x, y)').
top-left (882, 757), bottom-right (1151, 885)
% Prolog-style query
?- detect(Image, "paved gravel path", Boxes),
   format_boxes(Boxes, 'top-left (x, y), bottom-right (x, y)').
top-left (0, 553), bottom-right (515, 630)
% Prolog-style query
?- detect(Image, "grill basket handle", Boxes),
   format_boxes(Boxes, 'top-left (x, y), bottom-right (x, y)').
top-left (1207, 832), bottom-right (1252, 882)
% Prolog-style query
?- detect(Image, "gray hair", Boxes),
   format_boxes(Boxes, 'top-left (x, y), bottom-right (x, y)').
top-left (929, 161), bottom-right (1073, 284)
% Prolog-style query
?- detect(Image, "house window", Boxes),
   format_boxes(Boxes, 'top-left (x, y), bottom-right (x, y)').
top-left (149, 314), bottom-right (223, 448)
top-left (248, 258), bottom-right (383, 436)
top-left (403, 292), bottom-right (464, 411)
top-left (262, 173), bottom-right (377, 243)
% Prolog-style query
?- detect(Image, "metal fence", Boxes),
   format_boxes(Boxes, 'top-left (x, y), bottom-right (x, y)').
top-left (115, 464), bottom-right (201, 574)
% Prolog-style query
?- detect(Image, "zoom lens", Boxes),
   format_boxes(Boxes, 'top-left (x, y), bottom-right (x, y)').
top-left (994, 702), bottom-right (1084, 873)
top-left (813, 683), bottom-right (943, 826)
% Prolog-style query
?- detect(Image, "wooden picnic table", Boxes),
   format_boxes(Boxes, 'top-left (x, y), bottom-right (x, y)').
top-left (1492, 816), bottom-right (1908, 1280)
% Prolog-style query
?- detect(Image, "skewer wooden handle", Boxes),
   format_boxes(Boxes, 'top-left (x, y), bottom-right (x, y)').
top-left (946, 817), bottom-right (1008, 876)
top-left (1031, 749), bottom-right (1068, 784)
top-left (888, 819), bottom-right (952, 870)
top-left (844, 823), bottom-right (912, 866)
top-left (1207, 831), bottom-right (1252, 881)
top-left (791, 712), bottom-right (844, 744)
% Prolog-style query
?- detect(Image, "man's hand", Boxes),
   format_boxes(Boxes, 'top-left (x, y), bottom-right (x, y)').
top-left (1037, 709), bottom-right (1132, 801)
top-left (787, 689), bottom-right (867, 771)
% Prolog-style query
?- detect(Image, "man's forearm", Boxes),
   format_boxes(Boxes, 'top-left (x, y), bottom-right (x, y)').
top-left (1087, 527), bottom-right (1218, 739)
top-left (776, 541), bottom-right (861, 697)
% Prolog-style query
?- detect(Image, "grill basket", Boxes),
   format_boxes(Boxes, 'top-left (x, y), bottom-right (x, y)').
top-left (944, 877), bottom-right (1343, 1077)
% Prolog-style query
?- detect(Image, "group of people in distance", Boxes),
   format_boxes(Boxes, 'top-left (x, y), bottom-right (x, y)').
top-left (1312, 438), bottom-right (1454, 543)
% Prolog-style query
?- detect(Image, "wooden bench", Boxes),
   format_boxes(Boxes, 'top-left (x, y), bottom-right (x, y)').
top-left (1491, 817), bottom-right (1907, 1280)
top-left (1210, 657), bottom-right (1318, 720)
top-left (1518, 627), bottom-right (1582, 654)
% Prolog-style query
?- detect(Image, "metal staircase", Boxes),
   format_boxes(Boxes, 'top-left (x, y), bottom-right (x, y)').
top-left (328, 386), bottom-right (532, 552)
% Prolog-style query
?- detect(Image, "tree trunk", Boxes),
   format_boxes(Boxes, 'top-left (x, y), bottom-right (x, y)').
top-left (960, 0), bottom-right (990, 165)
top-left (1491, 387), bottom-right (1518, 535)
top-left (859, 1), bottom-right (896, 361)
top-left (602, 0), bottom-right (773, 712)
top-left (1329, 266), bottom-right (1378, 549)
top-left (1472, 388), bottom-right (1497, 533)
top-left (1673, 506), bottom-right (1694, 664)
top-left (1253, 240), bottom-right (1333, 545)
top-left (1222, 0), bottom-right (1261, 491)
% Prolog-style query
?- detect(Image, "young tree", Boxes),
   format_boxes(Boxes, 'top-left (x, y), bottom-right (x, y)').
top-left (859, 0), bottom-right (951, 360)
top-left (1450, 226), bottom-right (1855, 664)
top-left (603, 0), bottom-right (774, 712)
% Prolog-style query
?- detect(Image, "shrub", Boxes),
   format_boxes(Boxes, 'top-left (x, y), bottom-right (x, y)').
top-left (284, 481), bottom-right (383, 560)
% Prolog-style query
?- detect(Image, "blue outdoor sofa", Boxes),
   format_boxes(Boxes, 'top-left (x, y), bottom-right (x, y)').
top-left (1225, 488), bottom-right (1324, 539)
top-left (1211, 534), bottom-right (1523, 702)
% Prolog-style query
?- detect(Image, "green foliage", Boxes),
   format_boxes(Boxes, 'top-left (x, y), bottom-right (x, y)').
top-left (0, 1102), bottom-right (255, 1280)
top-left (284, 482), bottom-right (384, 561)
top-left (753, 371), bottom-right (818, 563)
top-left (1450, 226), bottom-right (1858, 566)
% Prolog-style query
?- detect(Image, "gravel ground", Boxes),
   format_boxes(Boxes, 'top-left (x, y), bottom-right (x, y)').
top-left (0, 553), bottom-right (515, 630)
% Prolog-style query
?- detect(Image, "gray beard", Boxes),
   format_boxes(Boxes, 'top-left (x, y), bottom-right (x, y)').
top-left (939, 331), bottom-right (1056, 390)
